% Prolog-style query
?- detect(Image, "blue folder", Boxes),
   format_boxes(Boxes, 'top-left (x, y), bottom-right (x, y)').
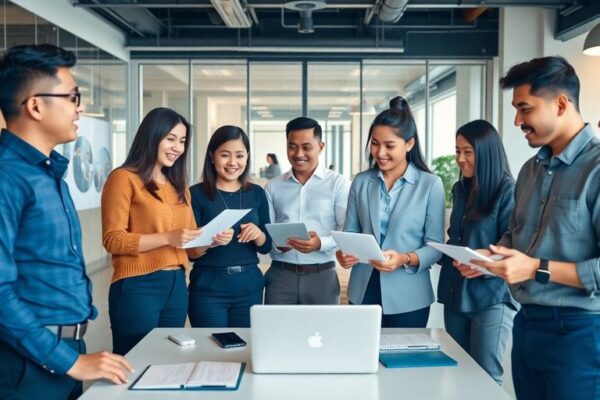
top-left (379, 351), bottom-right (457, 368)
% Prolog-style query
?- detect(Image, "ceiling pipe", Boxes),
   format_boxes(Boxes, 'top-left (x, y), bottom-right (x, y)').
top-left (377, 0), bottom-right (409, 23)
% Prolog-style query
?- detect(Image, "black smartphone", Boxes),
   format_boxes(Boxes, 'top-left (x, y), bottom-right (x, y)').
top-left (212, 332), bottom-right (247, 348)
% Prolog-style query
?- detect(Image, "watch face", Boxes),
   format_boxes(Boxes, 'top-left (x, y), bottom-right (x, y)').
top-left (535, 269), bottom-right (551, 284)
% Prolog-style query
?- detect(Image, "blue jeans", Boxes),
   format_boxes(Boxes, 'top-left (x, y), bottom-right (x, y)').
top-left (0, 338), bottom-right (84, 400)
top-left (188, 265), bottom-right (264, 328)
top-left (109, 269), bottom-right (188, 355)
top-left (360, 268), bottom-right (430, 328)
top-left (512, 306), bottom-right (600, 400)
top-left (444, 304), bottom-right (516, 385)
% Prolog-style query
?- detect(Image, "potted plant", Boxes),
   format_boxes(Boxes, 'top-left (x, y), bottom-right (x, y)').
top-left (432, 155), bottom-right (459, 231)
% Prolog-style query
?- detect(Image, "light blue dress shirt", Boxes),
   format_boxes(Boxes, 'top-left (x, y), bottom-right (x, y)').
top-left (265, 164), bottom-right (351, 264)
top-left (377, 170), bottom-right (405, 242)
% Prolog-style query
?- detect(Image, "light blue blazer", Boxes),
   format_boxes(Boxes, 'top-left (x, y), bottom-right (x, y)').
top-left (345, 163), bottom-right (445, 314)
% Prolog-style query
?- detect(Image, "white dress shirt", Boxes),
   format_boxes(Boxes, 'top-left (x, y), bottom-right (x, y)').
top-left (265, 164), bottom-right (351, 264)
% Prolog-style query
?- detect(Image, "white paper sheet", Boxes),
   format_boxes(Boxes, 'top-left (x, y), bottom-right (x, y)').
top-left (331, 231), bottom-right (386, 263)
top-left (426, 242), bottom-right (499, 276)
top-left (183, 209), bottom-right (251, 249)
top-left (187, 362), bottom-right (241, 388)
top-left (133, 362), bottom-right (196, 389)
top-left (265, 223), bottom-right (310, 248)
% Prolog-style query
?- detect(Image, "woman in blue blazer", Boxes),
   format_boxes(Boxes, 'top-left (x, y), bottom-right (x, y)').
top-left (337, 96), bottom-right (445, 327)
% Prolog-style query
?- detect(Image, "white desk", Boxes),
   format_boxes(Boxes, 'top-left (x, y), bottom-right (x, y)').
top-left (80, 328), bottom-right (512, 400)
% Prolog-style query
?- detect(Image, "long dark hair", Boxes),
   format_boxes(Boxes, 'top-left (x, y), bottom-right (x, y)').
top-left (457, 120), bottom-right (513, 221)
top-left (267, 153), bottom-right (279, 164)
top-left (201, 125), bottom-right (251, 200)
top-left (122, 107), bottom-right (191, 204)
top-left (366, 96), bottom-right (430, 173)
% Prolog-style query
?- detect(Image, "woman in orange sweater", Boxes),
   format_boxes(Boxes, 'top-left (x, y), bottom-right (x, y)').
top-left (101, 107), bottom-right (232, 355)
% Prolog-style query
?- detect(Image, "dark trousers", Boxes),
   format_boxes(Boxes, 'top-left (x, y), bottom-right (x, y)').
top-left (264, 261), bottom-right (340, 305)
top-left (188, 265), bottom-right (264, 328)
top-left (512, 306), bottom-right (600, 400)
top-left (361, 268), bottom-right (430, 328)
top-left (0, 339), bottom-right (84, 400)
top-left (109, 269), bottom-right (188, 355)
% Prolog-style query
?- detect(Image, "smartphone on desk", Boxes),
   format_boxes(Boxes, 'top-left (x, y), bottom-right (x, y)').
top-left (212, 332), bottom-right (247, 348)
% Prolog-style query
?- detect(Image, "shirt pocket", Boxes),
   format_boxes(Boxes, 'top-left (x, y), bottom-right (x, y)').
top-left (548, 197), bottom-right (580, 236)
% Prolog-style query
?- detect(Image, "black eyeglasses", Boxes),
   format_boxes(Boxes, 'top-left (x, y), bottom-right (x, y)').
top-left (20, 92), bottom-right (81, 107)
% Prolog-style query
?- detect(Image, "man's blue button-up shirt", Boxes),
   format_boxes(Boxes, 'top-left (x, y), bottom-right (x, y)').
top-left (0, 129), bottom-right (96, 375)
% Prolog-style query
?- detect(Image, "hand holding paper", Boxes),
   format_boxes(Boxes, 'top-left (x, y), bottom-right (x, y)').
top-left (336, 250), bottom-right (360, 269)
top-left (426, 242), bottom-right (500, 276)
top-left (370, 250), bottom-right (406, 272)
top-left (183, 209), bottom-right (251, 249)
top-left (331, 231), bottom-right (386, 264)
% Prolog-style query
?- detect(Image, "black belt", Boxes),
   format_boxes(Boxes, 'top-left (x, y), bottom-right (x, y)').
top-left (202, 265), bottom-right (256, 274)
top-left (521, 304), bottom-right (600, 319)
top-left (46, 322), bottom-right (88, 340)
top-left (275, 261), bottom-right (335, 274)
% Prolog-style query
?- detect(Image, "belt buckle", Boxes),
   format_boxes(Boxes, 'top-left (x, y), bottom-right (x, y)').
top-left (227, 265), bottom-right (242, 274)
top-left (74, 324), bottom-right (81, 340)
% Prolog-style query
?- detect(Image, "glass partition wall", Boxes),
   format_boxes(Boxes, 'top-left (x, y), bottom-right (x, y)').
top-left (137, 60), bottom-right (489, 182)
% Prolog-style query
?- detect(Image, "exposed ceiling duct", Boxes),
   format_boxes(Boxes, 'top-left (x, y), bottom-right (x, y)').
top-left (377, 0), bottom-right (409, 23)
top-left (284, 0), bottom-right (327, 34)
top-left (209, 0), bottom-right (253, 28)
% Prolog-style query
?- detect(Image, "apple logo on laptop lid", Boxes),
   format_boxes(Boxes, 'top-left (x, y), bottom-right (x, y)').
top-left (308, 332), bottom-right (323, 348)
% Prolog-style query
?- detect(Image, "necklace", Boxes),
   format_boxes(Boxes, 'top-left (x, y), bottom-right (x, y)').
top-left (217, 187), bottom-right (242, 210)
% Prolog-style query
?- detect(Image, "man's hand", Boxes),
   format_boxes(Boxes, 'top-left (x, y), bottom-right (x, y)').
top-left (66, 352), bottom-right (134, 384)
top-left (336, 250), bottom-right (359, 269)
top-left (470, 244), bottom-right (538, 284)
top-left (286, 231), bottom-right (321, 254)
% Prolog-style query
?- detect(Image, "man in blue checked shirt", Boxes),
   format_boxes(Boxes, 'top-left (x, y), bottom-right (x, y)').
top-left (0, 45), bottom-right (133, 400)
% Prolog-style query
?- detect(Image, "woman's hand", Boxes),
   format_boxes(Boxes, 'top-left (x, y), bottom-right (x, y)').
top-left (238, 223), bottom-right (265, 244)
top-left (165, 228), bottom-right (203, 248)
top-left (211, 228), bottom-right (234, 247)
top-left (369, 250), bottom-right (407, 272)
top-left (336, 250), bottom-right (359, 269)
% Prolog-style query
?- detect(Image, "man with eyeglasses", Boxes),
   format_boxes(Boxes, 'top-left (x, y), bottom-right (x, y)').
top-left (0, 44), bottom-right (132, 399)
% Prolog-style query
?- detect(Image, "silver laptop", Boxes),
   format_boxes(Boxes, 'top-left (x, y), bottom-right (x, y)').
top-left (250, 305), bottom-right (382, 374)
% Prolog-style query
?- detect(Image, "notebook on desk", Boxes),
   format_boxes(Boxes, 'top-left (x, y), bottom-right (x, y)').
top-left (251, 305), bottom-right (382, 374)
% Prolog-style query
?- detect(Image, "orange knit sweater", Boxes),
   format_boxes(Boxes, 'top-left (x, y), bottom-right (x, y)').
top-left (101, 168), bottom-right (197, 283)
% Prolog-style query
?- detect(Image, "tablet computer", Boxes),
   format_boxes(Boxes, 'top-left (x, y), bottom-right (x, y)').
top-left (331, 231), bottom-right (386, 263)
top-left (265, 223), bottom-right (310, 248)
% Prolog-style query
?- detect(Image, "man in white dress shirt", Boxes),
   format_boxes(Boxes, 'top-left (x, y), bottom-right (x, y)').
top-left (264, 117), bottom-right (351, 304)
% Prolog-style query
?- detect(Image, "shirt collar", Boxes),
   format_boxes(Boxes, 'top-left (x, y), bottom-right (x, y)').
top-left (536, 123), bottom-right (594, 165)
top-left (284, 163), bottom-right (326, 183)
top-left (374, 162), bottom-right (418, 185)
top-left (0, 129), bottom-right (69, 177)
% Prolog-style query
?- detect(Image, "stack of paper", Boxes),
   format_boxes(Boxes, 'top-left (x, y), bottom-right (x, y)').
top-left (379, 333), bottom-right (440, 351)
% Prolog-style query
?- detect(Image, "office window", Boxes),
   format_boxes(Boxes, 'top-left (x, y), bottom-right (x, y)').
top-left (192, 62), bottom-right (247, 179)
top-left (249, 62), bottom-right (301, 177)
top-left (307, 62), bottom-right (359, 178)
top-left (362, 62), bottom-right (427, 172)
